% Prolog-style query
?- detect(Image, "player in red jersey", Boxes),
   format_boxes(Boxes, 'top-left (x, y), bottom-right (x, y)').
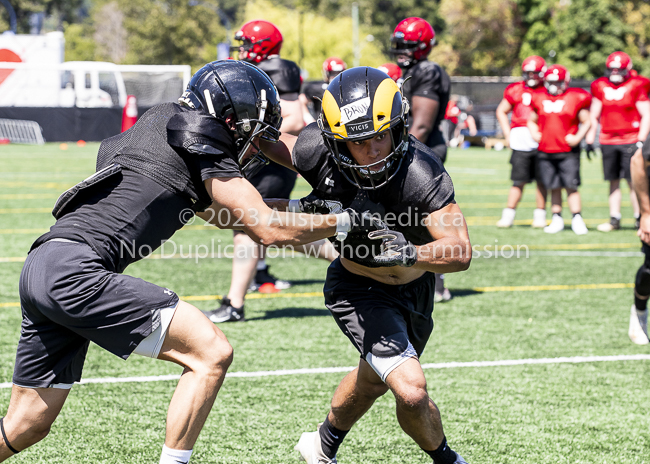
top-left (528, 65), bottom-right (592, 235)
top-left (496, 56), bottom-right (548, 228)
top-left (585, 52), bottom-right (650, 232)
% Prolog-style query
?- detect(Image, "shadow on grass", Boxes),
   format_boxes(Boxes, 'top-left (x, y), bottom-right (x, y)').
top-left (250, 307), bottom-right (331, 320)
top-left (448, 288), bottom-right (483, 298)
top-left (284, 279), bottom-right (326, 287)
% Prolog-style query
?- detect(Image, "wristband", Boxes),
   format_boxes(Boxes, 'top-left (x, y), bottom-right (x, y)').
top-left (287, 199), bottom-right (301, 213)
top-left (637, 141), bottom-right (644, 149)
top-left (334, 212), bottom-right (351, 241)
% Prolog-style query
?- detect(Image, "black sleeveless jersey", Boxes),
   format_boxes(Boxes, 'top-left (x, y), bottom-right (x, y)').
top-left (401, 61), bottom-right (450, 141)
top-left (33, 103), bottom-right (242, 273)
top-left (292, 123), bottom-right (455, 261)
top-left (258, 57), bottom-right (302, 96)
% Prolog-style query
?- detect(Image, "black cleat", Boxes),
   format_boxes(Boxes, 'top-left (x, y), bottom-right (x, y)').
top-left (248, 265), bottom-right (291, 292)
top-left (202, 298), bottom-right (245, 323)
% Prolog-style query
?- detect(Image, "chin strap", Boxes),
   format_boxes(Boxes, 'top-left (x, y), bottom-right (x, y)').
top-left (0, 417), bottom-right (19, 454)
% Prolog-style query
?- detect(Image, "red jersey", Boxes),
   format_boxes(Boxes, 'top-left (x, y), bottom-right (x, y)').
top-left (591, 76), bottom-right (650, 144)
top-left (445, 101), bottom-right (460, 124)
top-left (503, 81), bottom-right (537, 128)
top-left (530, 87), bottom-right (591, 153)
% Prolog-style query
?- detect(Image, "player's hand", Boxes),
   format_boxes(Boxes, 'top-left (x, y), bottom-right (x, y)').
top-left (638, 214), bottom-right (650, 245)
top-left (564, 133), bottom-right (579, 146)
top-left (368, 229), bottom-right (418, 267)
top-left (299, 193), bottom-right (343, 214)
top-left (531, 130), bottom-right (542, 143)
top-left (344, 208), bottom-right (387, 235)
top-left (585, 144), bottom-right (596, 160)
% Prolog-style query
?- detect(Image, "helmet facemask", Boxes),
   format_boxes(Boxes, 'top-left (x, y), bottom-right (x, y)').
top-left (523, 71), bottom-right (544, 88)
top-left (605, 67), bottom-right (629, 84)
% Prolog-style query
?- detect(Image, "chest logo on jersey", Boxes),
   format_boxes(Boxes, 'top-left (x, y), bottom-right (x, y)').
top-left (325, 177), bottom-right (335, 187)
top-left (542, 100), bottom-right (566, 114)
top-left (522, 92), bottom-right (532, 106)
top-left (340, 97), bottom-right (370, 124)
top-left (603, 86), bottom-right (627, 101)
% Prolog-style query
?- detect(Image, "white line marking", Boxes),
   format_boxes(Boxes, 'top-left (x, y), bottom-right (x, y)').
top-left (1, 354), bottom-right (648, 389)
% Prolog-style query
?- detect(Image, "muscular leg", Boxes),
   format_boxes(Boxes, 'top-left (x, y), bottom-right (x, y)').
top-left (227, 233), bottom-right (260, 308)
top-left (627, 179), bottom-right (640, 218)
top-left (505, 185), bottom-right (524, 210)
top-left (157, 300), bottom-right (233, 450)
top-left (566, 188), bottom-right (581, 215)
top-left (550, 188), bottom-right (563, 214)
top-left (608, 179), bottom-right (622, 218)
top-left (535, 184), bottom-right (547, 210)
top-left (385, 358), bottom-right (444, 451)
top-left (0, 386), bottom-right (70, 461)
top-left (327, 359), bottom-right (389, 430)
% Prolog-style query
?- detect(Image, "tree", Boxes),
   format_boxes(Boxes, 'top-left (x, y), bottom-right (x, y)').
top-left (0, 0), bottom-right (86, 33)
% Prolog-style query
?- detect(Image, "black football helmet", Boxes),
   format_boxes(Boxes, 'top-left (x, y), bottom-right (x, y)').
top-left (318, 66), bottom-right (409, 190)
top-left (179, 60), bottom-right (282, 177)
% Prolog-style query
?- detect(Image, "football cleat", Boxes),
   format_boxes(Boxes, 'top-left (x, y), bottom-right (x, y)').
top-left (295, 427), bottom-right (338, 464)
top-left (531, 208), bottom-right (547, 228)
top-left (452, 452), bottom-right (469, 464)
top-left (544, 214), bottom-right (564, 234)
top-left (571, 214), bottom-right (588, 235)
top-left (597, 217), bottom-right (620, 232)
top-left (202, 298), bottom-right (245, 323)
top-left (435, 288), bottom-right (453, 303)
top-left (496, 208), bottom-right (516, 228)
top-left (629, 305), bottom-right (649, 345)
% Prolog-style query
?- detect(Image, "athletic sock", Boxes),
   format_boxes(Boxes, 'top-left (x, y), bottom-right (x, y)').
top-left (318, 416), bottom-right (349, 459)
top-left (611, 212), bottom-right (622, 220)
top-left (256, 259), bottom-right (267, 271)
top-left (422, 436), bottom-right (457, 464)
top-left (159, 445), bottom-right (192, 464)
top-left (572, 212), bottom-right (582, 218)
top-left (635, 295), bottom-right (648, 311)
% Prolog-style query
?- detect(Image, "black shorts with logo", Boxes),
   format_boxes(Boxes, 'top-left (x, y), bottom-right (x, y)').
top-left (323, 259), bottom-right (436, 360)
top-left (600, 143), bottom-right (635, 181)
top-left (510, 150), bottom-right (539, 185)
top-left (14, 240), bottom-right (178, 388)
top-left (538, 153), bottom-right (581, 190)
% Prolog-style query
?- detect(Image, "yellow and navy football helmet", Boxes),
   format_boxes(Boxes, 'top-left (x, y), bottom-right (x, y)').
top-left (318, 66), bottom-right (409, 189)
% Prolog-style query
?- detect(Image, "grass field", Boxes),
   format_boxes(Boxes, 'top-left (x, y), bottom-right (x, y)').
top-left (0, 143), bottom-right (649, 463)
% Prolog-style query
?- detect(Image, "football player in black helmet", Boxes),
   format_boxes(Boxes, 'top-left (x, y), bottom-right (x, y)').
top-left (0, 60), bottom-right (386, 464)
top-left (262, 66), bottom-right (472, 464)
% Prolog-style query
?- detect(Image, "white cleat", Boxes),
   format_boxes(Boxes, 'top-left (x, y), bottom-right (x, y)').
top-left (629, 305), bottom-right (649, 345)
top-left (295, 428), bottom-right (338, 464)
top-left (544, 214), bottom-right (564, 234)
top-left (571, 214), bottom-right (588, 235)
top-left (496, 208), bottom-right (516, 228)
top-left (453, 453), bottom-right (470, 464)
top-left (531, 208), bottom-right (547, 228)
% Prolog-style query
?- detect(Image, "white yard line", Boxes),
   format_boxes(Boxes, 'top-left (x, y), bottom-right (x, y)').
top-left (1, 354), bottom-right (648, 389)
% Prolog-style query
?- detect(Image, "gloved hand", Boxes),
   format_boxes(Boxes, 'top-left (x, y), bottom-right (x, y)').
top-left (368, 229), bottom-right (418, 267)
top-left (334, 208), bottom-right (386, 241)
top-left (298, 193), bottom-right (344, 214)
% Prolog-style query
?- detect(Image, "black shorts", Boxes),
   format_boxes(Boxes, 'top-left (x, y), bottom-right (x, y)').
top-left (510, 150), bottom-right (539, 184)
top-left (538, 155), bottom-right (581, 190)
top-left (642, 242), bottom-right (650, 265)
top-left (14, 240), bottom-right (179, 388)
top-left (323, 259), bottom-right (436, 359)
top-left (600, 143), bottom-right (635, 181)
top-left (248, 162), bottom-right (298, 198)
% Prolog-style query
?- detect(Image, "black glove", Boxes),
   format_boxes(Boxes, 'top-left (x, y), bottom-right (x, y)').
top-left (298, 193), bottom-right (344, 214)
top-left (368, 229), bottom-right (418, 267)
top-left (585, 144), bottom-right (595, 161)
top-left (345, 208), bottom-right (387, 235)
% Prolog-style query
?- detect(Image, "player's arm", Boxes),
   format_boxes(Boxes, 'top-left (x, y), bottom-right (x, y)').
top-left (196, 177), bottom-right (339, 246)
top-left (409, 95), bottom-right (439, 143)
top-left (298, 94), bottom-right (316, 125)
top-left (632, 148), bottom-right (650, 243)
top-left (495, 98), bottom-right (513, 146)
top-left (527, 110), bottom-right (542, 143)
top-left (279, 98), bottom-right (305, 136)
top-left (636, 100), bottom-right (650, 143)
top-left (410, 203), bottom-right (472, 273)
top-left (565, 109), bottom-right (591, 147)
top-left (585, 98), bottom-right (602, 145)
top-left (259, 135), bottom-right (297, 171)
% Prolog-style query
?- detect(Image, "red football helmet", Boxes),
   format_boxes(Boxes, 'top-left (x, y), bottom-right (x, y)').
top-left (233, 20), bottom-right (283, 63)
top-left (521, 55), bottom-right (546, 88)
top-left (378, 63), bottom-right (402, 82)
top-left (544, 65), bottom-right (570, 95)
top-left (606, 51), bottom-right (633, 84)
top-left (322, 57), bottom-right (347, 82)
top-left (390, 17), bottom-right (435, 68)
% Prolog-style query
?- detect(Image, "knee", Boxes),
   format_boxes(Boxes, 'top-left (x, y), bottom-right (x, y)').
top-left (394, 384), bottom-right (430, 413)
top-left (5, 417), bottom-right (52, 451)
top-left (192, 326), bottom-right (234, 375)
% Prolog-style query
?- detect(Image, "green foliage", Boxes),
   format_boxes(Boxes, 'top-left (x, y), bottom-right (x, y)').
top-left (63, 22), bottom-right (97, 61)
top-left (0, 0), bottom-right (86, 33)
